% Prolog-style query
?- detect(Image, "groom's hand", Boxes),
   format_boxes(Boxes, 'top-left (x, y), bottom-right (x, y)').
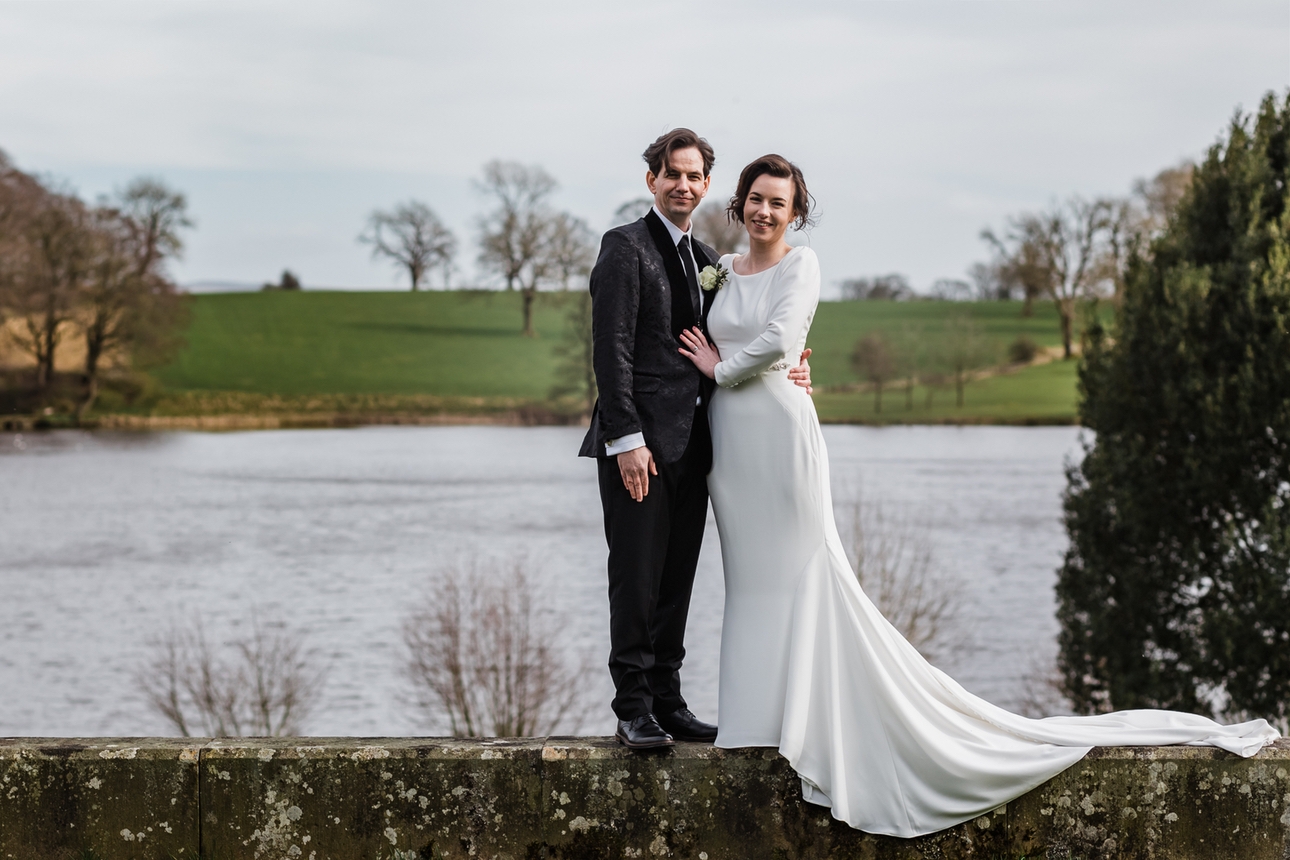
top-left (617, 446), bottom-right (657, 503)
top-left (789, 348), bottom-right (813, 394)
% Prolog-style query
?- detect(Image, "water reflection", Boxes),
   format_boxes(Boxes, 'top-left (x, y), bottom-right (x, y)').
top-left (0, 425), bottom-right (1082, 736)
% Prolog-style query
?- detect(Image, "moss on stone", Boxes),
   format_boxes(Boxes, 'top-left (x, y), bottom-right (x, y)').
top-left (2, 737), bottom-right (1286, 859)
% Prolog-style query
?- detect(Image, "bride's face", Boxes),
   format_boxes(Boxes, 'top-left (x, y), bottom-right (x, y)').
top-left (743, 174), bottom-right (795, 246)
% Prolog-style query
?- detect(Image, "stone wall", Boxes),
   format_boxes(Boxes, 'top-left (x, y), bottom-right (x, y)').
top-left (2, 737), bottom-right (1287, 859)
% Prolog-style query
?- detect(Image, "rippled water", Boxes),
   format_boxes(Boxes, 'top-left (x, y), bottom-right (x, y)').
top-left (0, 425), bottom-right (1082, 737)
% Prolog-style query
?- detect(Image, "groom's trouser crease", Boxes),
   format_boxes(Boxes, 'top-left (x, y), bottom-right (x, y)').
top-left (599, 414), bottom-right (709, 722)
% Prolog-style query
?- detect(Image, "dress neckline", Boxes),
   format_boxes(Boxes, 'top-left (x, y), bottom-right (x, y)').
top-left (728, 245), bottom-right (801, 278)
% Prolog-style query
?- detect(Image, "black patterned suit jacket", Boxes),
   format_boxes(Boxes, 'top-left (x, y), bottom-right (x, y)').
top-left (578, 209), bottom-right (719, 464)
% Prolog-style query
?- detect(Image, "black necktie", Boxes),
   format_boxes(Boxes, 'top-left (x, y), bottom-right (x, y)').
top-left (677, 235), bottom-right (701, 318)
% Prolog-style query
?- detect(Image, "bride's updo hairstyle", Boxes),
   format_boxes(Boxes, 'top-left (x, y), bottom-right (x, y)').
top-left (726, 154), bottom-right (816, 231)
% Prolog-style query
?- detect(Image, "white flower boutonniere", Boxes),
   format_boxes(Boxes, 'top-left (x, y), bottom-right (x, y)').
top-left (699, 264), bottom-right (729, 292)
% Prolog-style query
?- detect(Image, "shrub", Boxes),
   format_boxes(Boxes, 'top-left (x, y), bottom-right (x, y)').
top-left (1007, 335), bottom-right (1040, 364)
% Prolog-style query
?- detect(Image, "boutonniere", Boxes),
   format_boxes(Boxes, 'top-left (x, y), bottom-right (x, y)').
top-left (699, 264), bottom-right (729, 292)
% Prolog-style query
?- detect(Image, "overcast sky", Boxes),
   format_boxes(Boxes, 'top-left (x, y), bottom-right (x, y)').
top-left (1, 1), bottom-right (1286, 295)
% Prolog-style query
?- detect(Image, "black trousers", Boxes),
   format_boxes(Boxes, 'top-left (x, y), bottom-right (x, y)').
top-left (597, 411), bottom-right (710, 721)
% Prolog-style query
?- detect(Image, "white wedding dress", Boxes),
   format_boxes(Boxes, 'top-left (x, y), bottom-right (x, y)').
top-left (704, 245), bottom-right (1279, 837)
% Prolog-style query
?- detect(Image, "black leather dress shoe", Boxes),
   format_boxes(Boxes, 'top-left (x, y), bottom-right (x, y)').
top-left (656, 707), bottom-right (718, 742)
top-left (615, 714), bottom-right (675, 750)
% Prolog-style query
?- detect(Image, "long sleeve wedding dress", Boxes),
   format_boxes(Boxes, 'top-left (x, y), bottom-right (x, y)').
top-left (703, 245), bottom-right (1279, 837)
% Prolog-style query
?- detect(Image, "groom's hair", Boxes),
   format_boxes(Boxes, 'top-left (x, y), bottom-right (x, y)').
top-left (643, 129), bottom-right (715, 178)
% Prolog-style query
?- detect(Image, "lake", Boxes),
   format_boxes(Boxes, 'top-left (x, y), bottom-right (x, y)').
top-left (0, 424), bottom-right (1083, 737)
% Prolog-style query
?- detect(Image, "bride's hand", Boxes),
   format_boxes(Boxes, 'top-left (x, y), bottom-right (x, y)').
top-left (678, 327), bottom-right (719, 379)
top-left (788, 347), bottom-right (813, 394)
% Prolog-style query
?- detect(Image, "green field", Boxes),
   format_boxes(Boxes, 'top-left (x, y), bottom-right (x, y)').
top-left (149, 290), bottom-right (1087, 424)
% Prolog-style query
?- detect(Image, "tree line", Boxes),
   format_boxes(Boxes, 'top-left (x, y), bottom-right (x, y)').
top-left (848, 313), bottom-right (1000, 413)
top-left (0, 151), bottom-right (190, 419)
top-left (836, 161), bottom-right (1194, 386)
top-left (830, 162), bottom-right (1191, 417)
top-left (360, 160), bottom-right (602, 338)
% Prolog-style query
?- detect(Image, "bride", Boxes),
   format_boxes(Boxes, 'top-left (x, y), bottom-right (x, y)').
top-left (677, 154), bottom-right (1279, 838)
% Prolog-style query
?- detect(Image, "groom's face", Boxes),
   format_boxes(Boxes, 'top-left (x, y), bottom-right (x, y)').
top-left (647, 146), bottom-right (710, 229)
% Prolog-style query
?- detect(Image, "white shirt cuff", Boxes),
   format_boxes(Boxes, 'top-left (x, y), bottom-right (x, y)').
top-left (605, 432), bottom-right (646, 457)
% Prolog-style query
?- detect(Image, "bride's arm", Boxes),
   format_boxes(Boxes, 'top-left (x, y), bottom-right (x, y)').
top-left (713, 249), bottom-right (820, 388)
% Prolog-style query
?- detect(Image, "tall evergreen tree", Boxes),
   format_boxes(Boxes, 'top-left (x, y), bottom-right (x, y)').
top-left (1057, 92), bottom-right (1290, 728)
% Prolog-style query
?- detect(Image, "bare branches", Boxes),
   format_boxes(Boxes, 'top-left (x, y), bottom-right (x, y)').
top-left (839, 497), bottom-right (968, 666)
top-left (940, 311), bottom-right (995, 407)
top-left (360, 201), bottom-right (457, 291)
top-left (475, 161), bottom-right (597, 334)
top-left (475, 161), bottom-right (560, 336)
top-left (403, 558), bottom-right (590, 738)
top-left (545, 212), bottom-right (596, 291)
top-left (851, 332), bottom-right (897, 413)
top-left (4, 191), bottom-right (93, 390)
top-left (1016, 653), bottom-right (1074, 719)
top-left (839, 274), bottom-right (913, 301)
top-left (75, 206), bottom-right (188, 417)
top-left (137, 615), bottom-right (324, 737)
top-left (929, 278), bottom-right (973, 302)
top-left (550, 290), bottom-right (596, 415)
top-left (1, 164), bottom-right (190, 413)
top-left (1133, 161), bottom-right (1194, 235)
top-left (113, 177), bottom-right (193, 278)
top-left (692, 201), bottom-right (747, 256)
top-left (981, 197), bottom-right (1115, 358)
top-left (612, 197), bottom-right (653, 226)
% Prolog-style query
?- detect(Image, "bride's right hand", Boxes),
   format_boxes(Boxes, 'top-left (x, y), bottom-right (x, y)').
top-left (678, 327), bottom-right (719, 379)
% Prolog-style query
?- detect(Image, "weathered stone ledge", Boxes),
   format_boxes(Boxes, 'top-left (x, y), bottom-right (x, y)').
top-left (2, 737), bottom-right (1287, 859)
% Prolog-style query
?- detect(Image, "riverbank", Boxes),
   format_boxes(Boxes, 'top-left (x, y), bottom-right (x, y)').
top-left (1, 291), bottom-right (1092, 428)
top-left (2, 346), bottom-right (1082, 431)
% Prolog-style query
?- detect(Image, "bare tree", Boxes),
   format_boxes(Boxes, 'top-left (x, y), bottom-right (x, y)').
top-left (929, 278), bottom-right (973, 301)
top-left (892, 323), bottom-right (927, 411)
top-left (546, 212), bottom-right (597, 290)
top-left (940, 311), bottom-right (995, 407)
top-left (966, 260), bottom-right (1012, 302)
top-left (360, 200), bottom-right (456, 291)
top-left (839, 274), bottom-right (913, 301)
top-left (1, 164), bottom-right (189, 411)
top-left (982, 197), bottom-right (1114, 357)
top-left (137, 614), bottom-right (323, 737)
top-left (979, 226), bottom-right (1049, 318)
top-left (1100, 163), bottom-right (1195, 303)
top-left (1133, 161), bottom-right (1194, 235)
top-left (0, 151), bottom-right (46, 331)
top-left (612, 197), bottom-right (653, 225)
top-left (1016, 653), bottom-right (1075, 719)
top-left (838, 496), bottom-right (967, 666)
top-left (920, 369), bottom-right (950, 409)
top-left (113, 177), bottom-right (193, 278)
top-left (476, 161), bottom-right (560, 336)
top-left (76, 205), bottom-right (187, 418)
top-left (5, 192), bottom-right (93, 391)
top-left (692, 201), bottom-right (747, 256)
top-left (403, 558), bottom-right (589, 737)
top-left (850, 332), bottom-right (897, 413)
top-left (550, 291), bottom-right (596, 415)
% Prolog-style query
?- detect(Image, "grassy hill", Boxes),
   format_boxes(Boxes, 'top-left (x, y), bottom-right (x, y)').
top-left (157, 290), bottom-right (568, 398)
top-left (141, 290), bottom-right (1086, 425)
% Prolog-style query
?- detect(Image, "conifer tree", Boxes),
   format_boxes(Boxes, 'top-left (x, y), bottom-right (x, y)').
top-left (1057, 92), bottom-right (1290, 728)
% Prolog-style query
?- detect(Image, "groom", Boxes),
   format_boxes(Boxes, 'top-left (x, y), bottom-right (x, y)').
top-left (580, 129), bottom-right (810, 749)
